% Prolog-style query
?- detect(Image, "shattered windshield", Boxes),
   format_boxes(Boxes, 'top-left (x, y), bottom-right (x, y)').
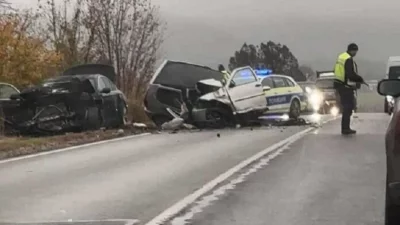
top-left (41, 76), bottom-right (96, 89)
top-left (41, 77), bottom-right (75, 88)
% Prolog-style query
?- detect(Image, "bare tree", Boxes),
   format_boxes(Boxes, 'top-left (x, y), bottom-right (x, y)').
top-left (87, 0), bottom-right (164, 99)
top-left (0, 0), bottom-right (9, 8)
top-left (38, 0), bottom-right (99, 68)
top-left (0, 0), bottom-right (14, 11)
top-left (38, 0), bottom-right (164, 100)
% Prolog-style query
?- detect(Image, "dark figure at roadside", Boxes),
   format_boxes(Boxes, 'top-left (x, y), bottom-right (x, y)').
top-left (333, 43), bottom-right (364, 135)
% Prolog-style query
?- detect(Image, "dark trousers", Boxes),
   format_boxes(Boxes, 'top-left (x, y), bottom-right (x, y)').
top-left (336, 86), bottom-right (355, 130)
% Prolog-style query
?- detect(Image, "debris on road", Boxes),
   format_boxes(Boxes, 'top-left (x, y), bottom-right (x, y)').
top-left (161, 106), bottom-right (195, 132)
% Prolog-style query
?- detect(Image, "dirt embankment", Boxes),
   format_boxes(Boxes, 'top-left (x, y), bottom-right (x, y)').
top-left (0, 124), bottom-right (157, 160)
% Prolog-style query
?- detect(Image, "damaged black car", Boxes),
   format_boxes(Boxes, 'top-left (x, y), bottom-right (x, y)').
top-left (1, 64), bottom-right (128, 135)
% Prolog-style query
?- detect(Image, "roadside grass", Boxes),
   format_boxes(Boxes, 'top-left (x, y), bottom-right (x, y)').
top-left (0, 126), bottom-right (154, 160)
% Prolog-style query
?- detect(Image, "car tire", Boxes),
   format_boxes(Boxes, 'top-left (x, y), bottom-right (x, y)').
top-left (206, 110), bottom-right (227, 129)
top-left (289, 99), bottom-right (301, 119)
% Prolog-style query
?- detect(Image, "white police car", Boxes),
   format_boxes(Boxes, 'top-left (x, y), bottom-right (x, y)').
top-left (257, 73), bottom-right (307, 119)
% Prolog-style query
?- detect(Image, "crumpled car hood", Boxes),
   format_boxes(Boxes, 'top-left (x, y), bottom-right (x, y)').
top-left (198, 87), bottom-right (229, 103)
top-left (197, 79), bottom-right (223, 88)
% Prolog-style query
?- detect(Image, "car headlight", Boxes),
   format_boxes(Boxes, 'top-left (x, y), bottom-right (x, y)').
top-left (330, 106), bottom-right (339, 116)
top-left (305, 86), bottom-right (312, 93)
top-left (309, 91), bottom-right (323, 105)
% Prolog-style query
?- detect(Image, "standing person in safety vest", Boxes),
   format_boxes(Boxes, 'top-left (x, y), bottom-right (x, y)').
top-left (333, 43), bottom-right (365, 135)
top-left (218, 64), bottom-right (230, 84)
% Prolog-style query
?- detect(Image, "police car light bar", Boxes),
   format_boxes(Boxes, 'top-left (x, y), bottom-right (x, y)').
top-left (255, 69), bottom-right (273, 76)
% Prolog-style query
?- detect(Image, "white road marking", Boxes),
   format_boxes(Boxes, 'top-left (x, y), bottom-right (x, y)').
top-left (145, 117), bottom-right (337, 225)
top-left (0, 133), bottom-right (151, 164)
top-left (0, 219), bottom-right (139, 225)
top-left (171, 137), bottom-right (294, 224)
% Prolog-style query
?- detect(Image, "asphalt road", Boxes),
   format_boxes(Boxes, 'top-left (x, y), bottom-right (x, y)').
top-left (0, 112), bottom-right (388, 225)
top-left (0, 116), bottom-right (326, 225)
top-left (174, 113), bottom-right (387, 225)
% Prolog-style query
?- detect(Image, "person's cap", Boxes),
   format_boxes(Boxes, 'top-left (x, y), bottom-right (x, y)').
top-left (347, 43), bottom-right (359, 51)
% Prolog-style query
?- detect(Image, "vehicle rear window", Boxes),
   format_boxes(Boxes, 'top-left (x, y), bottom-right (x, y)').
top-left (272, 77), bottom-right (287, 88)
top-left (388, 66), bottom-right (400, 79)
top-left (285, 78), bottom-right (295, 87)
top-left (316, 79), bottom-right (334, 89)
top-left (153, 61), bottom-right (224, 89)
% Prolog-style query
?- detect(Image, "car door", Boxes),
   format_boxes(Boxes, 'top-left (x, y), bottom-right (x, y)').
top-left (261, 76), bottom-right (279, 113)
top-left (101, 76), bottom-right (121, 123)
top-left (97, 76), bottom-right (114, 126)
top-left (226, 67), bottom-right (266, 114)
top-left (269, 76), bottom-right (291, 113)
top-left (284, 77), bottom-right (306, 111)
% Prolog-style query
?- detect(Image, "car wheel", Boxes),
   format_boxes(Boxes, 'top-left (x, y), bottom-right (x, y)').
top-left (289, 99), bottom-right (301, 119)
top-left (206, 110), bottom-right (228, 129)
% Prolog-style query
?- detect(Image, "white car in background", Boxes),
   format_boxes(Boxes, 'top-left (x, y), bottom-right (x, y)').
top-left (259, 74), bottom-right (307, 119)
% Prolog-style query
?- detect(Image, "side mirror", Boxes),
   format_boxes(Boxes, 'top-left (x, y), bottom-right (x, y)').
top-left (229, 82), bottom-right (235, 88)
top-left (10, 94), bottom-right (20, 100)
top-left (100, 87), bottom-right (111, 94)
top-left (263, 85), bottom-right (271, 91)
top-left (377, 79), bottom-right (400, 97)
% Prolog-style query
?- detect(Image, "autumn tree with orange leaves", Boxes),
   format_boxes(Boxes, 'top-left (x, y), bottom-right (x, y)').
top-left (0, 12), bottom-right (62, 88)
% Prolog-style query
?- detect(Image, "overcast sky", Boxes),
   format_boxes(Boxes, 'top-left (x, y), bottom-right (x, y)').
top-left (9, 0), bottom-right (400, 74)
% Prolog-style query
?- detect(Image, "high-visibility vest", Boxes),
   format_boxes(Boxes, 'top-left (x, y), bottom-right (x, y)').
top-left (334, 52), bottom-right (357, 87)
top-left (221, 70), bottom-right (230, 82)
